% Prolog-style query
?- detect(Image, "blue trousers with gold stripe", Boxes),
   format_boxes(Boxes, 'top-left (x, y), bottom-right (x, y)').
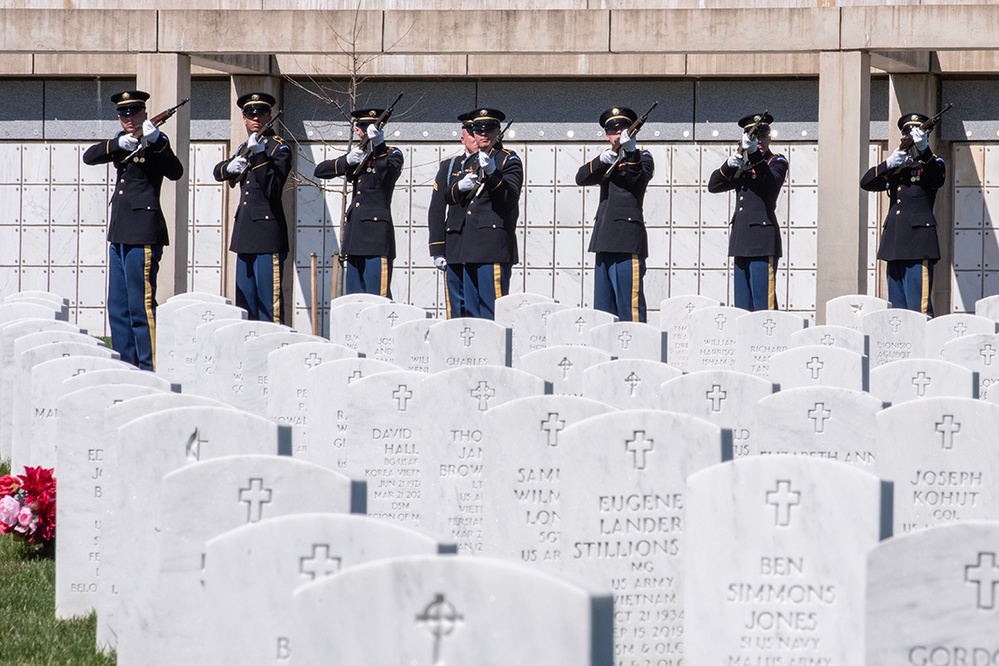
top-left (108, 242), bottom-right (161, 371)
top-left (594, 253), bottom-right (647, 322)
top-left (345, 256), bottom-right (392, 299)
top-left (444, 263), bottom-right (464, 319)
top-left (887, 259), bottom-right (934, 317)
top-left (734, 256), bottom-right (778, 312)
top-left (236, 252), bottom-right (286, 324)
top-left (463, 262), bottom-right (511, 320)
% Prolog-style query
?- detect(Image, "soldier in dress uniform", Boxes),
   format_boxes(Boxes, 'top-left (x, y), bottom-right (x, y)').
top-left (708, 112), bottom-right (788, 312)
top-left (575, 106), bottom-right (655, 322)
top-left (213, 92), bottom-right (291, 323)
top-left (861, 113), bottom-right (945, 317)
top-left (428, 112), bottom-right (478, 318)
top-left (444, 108), bottom-right (522, 320)
top-left (314, 108), bottom-right (404, 298)
top-left (83, 89), bottom-right (184, 371)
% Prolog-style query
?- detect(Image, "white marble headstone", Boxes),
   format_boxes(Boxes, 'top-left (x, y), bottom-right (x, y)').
top-left (518, 345), bottom-right (613, 396)
top-left (419, 366), bottom-right (548, 554)
top-left (428, 318), bottom-right (512, 373)
top-left (767, 345), bottom-right (869, 392)
top-left (581, 358), bottom-right (681, 409)
top-left (862, 308), bottom-right (929, 367)
top-left (825, 294), bottom-right (889, 330)
top-left (685, 456), bottom-right (890, 664)
top-left (789, 323), bottom-right (868, 355)
top-left (869, 357), bottom-right (979, 404)
top-left (507, 301), bottom-right (571, 366)
top-left (208, 322), bottom-right (295, 408)
top-left (942, 333), bottom-right (999, 403)
top-left (735, 310), bottom-right (808, 378)
top-left (292, 555), bottom-right (613, 665)
top-left (866, 522), bottom-right (999, 662)
top-left (354, 302), bottom-right (429, 361)
top-left (875, 397), bottom-right (999, 536)
top-left (495, 292), bottom-right (556, 327)
top-left (753, 386), bottom-right (887, 468)
top-left (387, 317), bottom-right (435, 372)
top-left (687, 305), bottom-right (746, 371)
top-left (925, 313), bottom-right (996, 359)
top-left (204, 514), bottom-right (457, 666)
top-left (658, 294), bottom-right (720, 371)
top-left (974, 294), bottom-right (999, 322)
top-left (546, 307), bottom-right (617, 347)
top-left (328, 301), bottom-right (375, 350)
top-left (147, 455), bottom-right (362, 665)
top-left (659, 369), bottom-right (777, 458)
top-left (589, 321), bottom-right (667, 362)
top-left (560, 409), bottom-right (729, 662)
top-left (480, 395), bottom-right (617, 566)
top-left (156, 300), bottom-right (245, 387)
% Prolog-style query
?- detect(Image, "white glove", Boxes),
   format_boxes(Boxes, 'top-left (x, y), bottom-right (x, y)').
top-left (727, 152), bottom-right (744, 169)
top-left (457, 172), bottom-right (478, 192)
top-left (619, 128), bottom-right (637, 153)
top-left (366, 123), bottom-right (384, 145)
top-left (910, 127), bottom-right (929, 151)
top-left (226, 156), bottom-right (248, 175)
top-left (741, 132), bottom-right (758, 154)
top-left (247, 132), bottom-right (265, 155)
top-left (346, 146), bottom-right (366, 166)
top-left (599, 149), bottom-right (617, 165)
top-left (886, 148), bottom-right (907, 169)
top-left (118, 133), bottom-right (139, 152)
top-left (433, 256), bottom-right (447, 271)
top-left (478, 151), bottom-right (496, 176)
top-left (142, 119), bottom-right (160, 144)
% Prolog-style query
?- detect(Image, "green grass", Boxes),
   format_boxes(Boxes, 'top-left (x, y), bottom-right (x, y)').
top-left (0, 460), bottom-right (115, 666)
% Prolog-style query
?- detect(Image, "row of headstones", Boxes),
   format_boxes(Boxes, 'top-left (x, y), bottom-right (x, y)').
top-left (3, 290), bottom-right (997, 663)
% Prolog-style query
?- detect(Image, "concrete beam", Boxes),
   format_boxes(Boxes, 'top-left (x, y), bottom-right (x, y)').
top-left (384, 10), bottom-right (610, 54)
top-left (870, 51), bottom-right (932, 74)
top-left (158, 10), bottom-right (383, 54)
top-left (815, 51), bottom-right (871, 323)
top-left (467, 53), bottom-right (686, 78)
top-left (274, 53), bottom-right (469, 77)
top-left (612, 9), bottom-right (840, 54)
top-left (0, 10), bottom-right (157, 53)
top-left (686, 53), bottom-right (819, 77)
top-left (191, 54), bottom-right (274, 75)
top-left (936, 50), bottom-right (999, 74)
top-left (842, 6), bottom-right (999, 51)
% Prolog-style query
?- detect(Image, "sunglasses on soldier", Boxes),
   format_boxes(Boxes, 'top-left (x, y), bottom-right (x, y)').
top-left (117, 104), bottom-right (145, 117)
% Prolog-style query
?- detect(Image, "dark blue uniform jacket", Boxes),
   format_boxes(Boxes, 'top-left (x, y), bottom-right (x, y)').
top-left (575, 148), bottom-right (655, 257)
top-left (708, 148), bottom-right (788, 259)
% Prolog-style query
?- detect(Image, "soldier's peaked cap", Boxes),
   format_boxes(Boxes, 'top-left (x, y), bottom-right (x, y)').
top-left (111, 90), bottom-right (150, 107)
top-left (898, 112), bottom-right (930, 131)
top-left (738, 112), bottom-right (774, 129)
top-left (599, 107), bottom-right (638, 129)
top-left (351, 108), bottom-right (388, 124)
top-left (237, 92), bottom-right (276, 111)
top-left (467, 108), bottom-right (505, 129)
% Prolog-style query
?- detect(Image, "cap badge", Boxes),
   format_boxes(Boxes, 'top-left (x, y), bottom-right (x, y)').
top-left (612, 108), bottom-right (619, 115)
top-left (251, 94), bottom-right (260, 101)
top-left (480, 109), bottom-right (487, 116)
top-left (911, 114), bottom-right (919, 121)
top-left (122, 92), bottom-right (130, 100)
top-left (754, 115), bottom-right (761, 122)
top-left (369, 110), bottom-right (377, 117)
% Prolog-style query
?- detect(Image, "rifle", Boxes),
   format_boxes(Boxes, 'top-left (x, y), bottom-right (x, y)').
top-left (226, 109), bottom-right (283, 189)
top-left (899, 103), bottom-right (953, 153)
top-left (460, 119), bottom-right (514, 206)
top-left (123, 98), bottom-right (190, 163)
top-left (601, 101), bottom-right (659, 182)
top-left (351, 93), bottom-right (404, 177)
top-left (738, 109), bottom-right (770, 159)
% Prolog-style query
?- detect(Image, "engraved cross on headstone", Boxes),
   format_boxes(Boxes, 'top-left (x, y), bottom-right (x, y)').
top-left (763, 318), bottom-right (776, 337)
top-left (706, 384), bottom-right (727, 412)
top-left (981, 344), bottom-right (996, 367)
top-left (617, 331), bottom-right (633, 350)
top-left (953, 322), bottom-right (968, 337)
top-left (460, 327), bottom-right (475, 347)
top-left (470, 381), bottom-right (495, 411)
top-left (387, 310), bottom-right (400, 328)
top-left (912, 371), bottom-right (931, 397)
top-left (625, 431), bottom-right (654, 470)
top-left (808, 402), bottom-right (831, 434)
top-left (684, 302), bottom-right (696, 314)
top-left (965, 552), bottom-right (999, 610)
top-left (936, 415), bottom-right (961, 449)
top-left (304, 352), bottom-right (322, 369)
top-left (806, 357), bottom-right (824, 381)
top-left (889, 316), bottom-right (902, 334)
top-left (624, 372), bottom-right (641, 397)
top-left (202, 310), bottom-right (216, 323)
top-left (238, 478), bottom-right (273, 523)
top-left (575, 316), bottom-right (588, 333)
top-left (299, 544), bottom-right (342, 581)
top-left (347, 370), bottom-right (363, 384)
top-left (416, 593), bottom-right (464, 666)
top-left (557, 357), bottom-right (573, 380)
top-left (73, 367), bottom-right (87, 377)
top-left (715, 314), bottom-right (727, 331)
top-left (244, 330), bottom-right (258, 342)
top-left (766, 480), bottom-right (801, 527)
top-left (820, 334), bottom-right (835, 346)
top-left (186, 427), bottom-right (208, 462)
top-left (541, 412), bottom-right (565, 447)
top-left (393, 385), bottom-right (414, 412)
